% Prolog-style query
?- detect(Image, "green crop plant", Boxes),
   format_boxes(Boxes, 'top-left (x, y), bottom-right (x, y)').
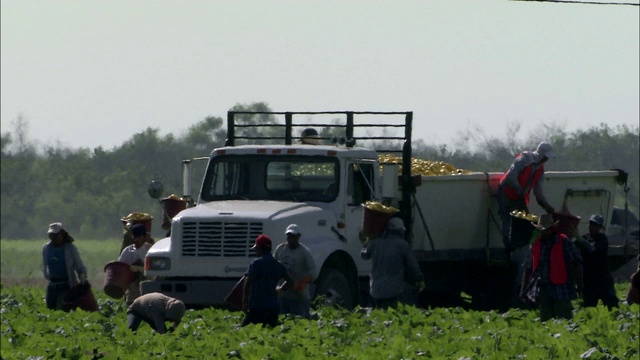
top-left (1, 285), bottom-right (638, 359)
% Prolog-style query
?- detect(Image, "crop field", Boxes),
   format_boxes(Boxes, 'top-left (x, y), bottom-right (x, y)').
top-left (1, 240), bottom-right (639, 359)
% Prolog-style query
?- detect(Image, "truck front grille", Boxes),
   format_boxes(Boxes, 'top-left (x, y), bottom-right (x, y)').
top-left (181, 221), bottom-right (263, 257)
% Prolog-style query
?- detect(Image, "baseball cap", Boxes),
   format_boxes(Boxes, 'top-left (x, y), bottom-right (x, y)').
top-left (589, 214), bottom-right (605, 227)
top-left (165, 299), bottom-right (186, 322)
top-left (534, 142), bottom-right (555, 159)
top-left (251, 234), bottom-right (272, 249)
top-left (386, 217), bottom-right (405, 231)
top-left (285, 224), bottom-right (301, 235)
top-left (131, 223), bottom-right (148, 237)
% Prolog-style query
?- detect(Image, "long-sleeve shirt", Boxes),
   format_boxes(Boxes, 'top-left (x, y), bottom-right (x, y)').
top-left (361, 233), bottom-right (423, 299)
top-left (42, 242), bottom-right (87, 287)
top-left (127, 293), bottom-right (184, 334)
top-left (581, 233), bottom-right (615, 289)
top-left (244, 252), bottom-right (289, 310)
top-left (525, 233), bottom-right (582, 301)
top-left (501, 151), bottom-right (549, 206)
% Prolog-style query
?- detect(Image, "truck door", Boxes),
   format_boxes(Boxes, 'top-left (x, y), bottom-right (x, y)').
top-left (345, 161), bottom-right (376, 270)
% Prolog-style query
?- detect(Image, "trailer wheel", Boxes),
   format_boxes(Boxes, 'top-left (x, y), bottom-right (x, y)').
top-left (315, 268), bottom-right (353, 309)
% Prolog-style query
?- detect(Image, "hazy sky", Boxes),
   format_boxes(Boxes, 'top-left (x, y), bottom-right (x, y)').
top-left (2, 0), bottom-right (638, 151)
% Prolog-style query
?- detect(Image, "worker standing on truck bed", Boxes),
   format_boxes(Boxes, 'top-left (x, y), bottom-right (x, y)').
top-left (274, 224), bottom-right (318, 319)
top-left (361, 217), bottom-right (425, 310)
top-left (299, 127), bottom-right (322, 145)
top-left (498, 141), bottom-right (556, 307)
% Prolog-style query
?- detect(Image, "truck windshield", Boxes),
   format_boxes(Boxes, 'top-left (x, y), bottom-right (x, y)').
top-left (201, 155), bottom-right (340, 202)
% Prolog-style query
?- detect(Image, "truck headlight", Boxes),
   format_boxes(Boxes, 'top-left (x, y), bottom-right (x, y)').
top-left (146, 257), bottom-right (171, 271)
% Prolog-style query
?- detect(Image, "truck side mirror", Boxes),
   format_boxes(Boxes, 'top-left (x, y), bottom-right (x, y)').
top-left (148, 180), bottom-right (164, 199)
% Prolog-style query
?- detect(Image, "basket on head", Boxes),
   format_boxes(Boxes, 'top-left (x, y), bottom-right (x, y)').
top-left (120, 212), bottom-right (153, 232)
top-left (160, 194), bottom-right (187, 229)
top-left (361, 201), bottom-right (399, 239)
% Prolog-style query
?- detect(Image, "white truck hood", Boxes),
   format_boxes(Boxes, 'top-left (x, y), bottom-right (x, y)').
top-left (149, 200), bottom-right (340, 270)
top-left (175, 200), bottom-right (325, 221)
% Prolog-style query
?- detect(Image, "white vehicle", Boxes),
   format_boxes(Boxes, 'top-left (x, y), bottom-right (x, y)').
top-left (141, 111), bottom-right (633, 309)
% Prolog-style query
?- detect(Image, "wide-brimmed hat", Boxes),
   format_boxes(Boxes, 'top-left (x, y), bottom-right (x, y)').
top-left (251, 234), bottom-right (272, 249)
top-left (47, 222), bottom-right (63, 235)
top-left (531, 213), bottom-right (559, 231)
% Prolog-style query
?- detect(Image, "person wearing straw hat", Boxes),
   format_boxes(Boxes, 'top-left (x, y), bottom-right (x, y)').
top-left (573, 214), bottom-right (618, 309)
top-left (360, 217), bottom-right (425, 310)
top-left (241, 234), bottom-right (294, 327)
top-left (274, 224), bottom-right (318, 319)
top-left (42, 222), bottom-right (88, 310)
top-left (127, 292), bottom-right (186, 334)
top-left (521, 214), bottom-right (583, 321)
top-left (119, 212), bottom-right (154, 254)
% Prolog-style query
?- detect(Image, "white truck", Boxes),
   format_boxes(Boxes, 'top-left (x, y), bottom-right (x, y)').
top-left (141, 111), bottom-right (634, 310)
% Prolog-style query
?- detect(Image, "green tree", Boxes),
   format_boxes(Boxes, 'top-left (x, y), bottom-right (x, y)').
top-left (0, 104), bottom-right (637, 240)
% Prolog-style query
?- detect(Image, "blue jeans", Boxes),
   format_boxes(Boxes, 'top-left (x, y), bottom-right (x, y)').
top-left (374, 296), bottom-right (399, 310)
top-left (279, 298), bottom-right (310, 319)
top-left (497, 186), bottom-right (528, 249)
top-left (242, 307), bottom-right (280, 327)
top-left (46, 282), bottom-right (70, 310)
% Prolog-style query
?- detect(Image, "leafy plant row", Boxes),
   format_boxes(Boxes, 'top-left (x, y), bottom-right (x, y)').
top-left (1, 285), bottom-right (638, 359)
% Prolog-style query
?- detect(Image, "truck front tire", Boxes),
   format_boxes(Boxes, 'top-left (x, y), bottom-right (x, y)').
top-left (314, 269), bottom-right (353, 309)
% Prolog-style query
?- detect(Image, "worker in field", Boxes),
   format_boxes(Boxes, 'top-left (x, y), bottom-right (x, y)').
top-left (274, 224), bottom-right (318, 319)
top-left (127, 292), bottom-right (186, 334)
top-left (498, 141), bottom-right (556, 308)
top-left (118, 223), bottom-right (151, 305)
top-left (521, 214), bottom-right (583, 321)
top-left (361, 217), bottom-right (425, 310)
top-left (42, 222), bottom-right (89, 310)
top-left (573, 214), bottom-right (618, 309)
top-left (119, 212), bottom-right (154, 254)
top-left (242, 234), bottom-right (294, 327)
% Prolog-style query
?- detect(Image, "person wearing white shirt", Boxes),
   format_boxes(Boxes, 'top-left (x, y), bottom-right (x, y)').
top-left (118, 223), bottom-right (151, 305)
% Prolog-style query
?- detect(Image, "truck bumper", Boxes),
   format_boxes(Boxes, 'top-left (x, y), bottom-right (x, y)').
top-left (140, 278), bottom-right (240, 308)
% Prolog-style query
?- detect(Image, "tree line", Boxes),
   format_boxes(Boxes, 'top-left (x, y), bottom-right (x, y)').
top-left (1, 102), bottom-right (638, 240)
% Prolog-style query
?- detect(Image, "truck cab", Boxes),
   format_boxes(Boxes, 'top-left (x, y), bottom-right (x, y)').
top-left (141, 111), bottom-right (414, 308)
